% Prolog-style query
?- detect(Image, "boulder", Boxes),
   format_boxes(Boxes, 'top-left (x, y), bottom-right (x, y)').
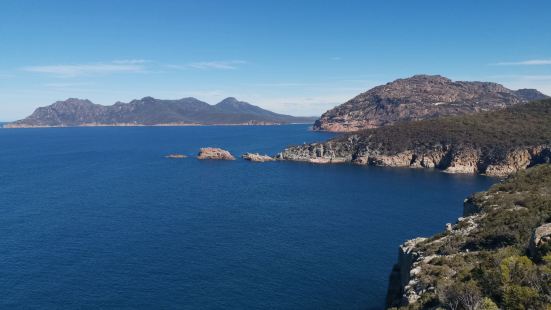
top-left (529, 223), bottom-right (551, 257)
top-left (197, 148), bottom-right (235, 160)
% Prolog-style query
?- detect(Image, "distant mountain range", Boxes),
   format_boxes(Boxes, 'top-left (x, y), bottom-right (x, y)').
top-left (314, 75), bottom-right (549, 132)
top-left (4, 97), bottom-right (317, 128)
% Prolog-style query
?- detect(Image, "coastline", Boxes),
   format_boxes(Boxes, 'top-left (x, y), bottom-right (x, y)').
top-left (2, 122), bottom-right (314, 129)
top-left (386, 164), bottom-right (551, 308)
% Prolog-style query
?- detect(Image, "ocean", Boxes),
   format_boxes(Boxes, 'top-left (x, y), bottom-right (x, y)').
top-left (0, 125), bottom-right (495, 309)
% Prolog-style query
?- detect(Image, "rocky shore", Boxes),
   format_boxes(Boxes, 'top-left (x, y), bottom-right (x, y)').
top-left (278, 100), bottom-right (551, 177)
top-left (2, 122), bottom-right (288, 129)
top-left (386, 164), bottom-right (551, 309)
top-left (277, 140), bottom-right (551, 177)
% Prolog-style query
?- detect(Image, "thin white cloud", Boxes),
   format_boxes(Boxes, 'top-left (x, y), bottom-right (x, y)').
top-left (43, 82), bottom-right (94, 88)
top-left (493, 59), bottom-right (551, 66)
top-left (162, 64), bottom-right (189, 70)
top-left (22, 59), bottom-right (248, 77)
top-left (112, 59), bottom-right (149, 64)
top-left (21, 61), bottom-right (147, 77)
top-left (163, 60), bottom-right (247, 71)
top-left (250, 94), bottom-right (351, 116)
top-left (486, 74), bottom-right (551, 81)
top-left (188, 60), bottom-right (247, 70)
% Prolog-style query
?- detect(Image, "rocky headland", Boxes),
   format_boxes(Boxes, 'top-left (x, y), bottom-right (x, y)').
top-left (197, 148), bottom-right (236, 160)
top-left (314, 75), bottom-right (548, 132)
top-left (386, 164), bottom-right (551, 309)
top-left (278, 100), bottom-right (551, 177)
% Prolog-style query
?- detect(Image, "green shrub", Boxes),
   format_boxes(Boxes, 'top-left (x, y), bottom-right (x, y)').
top-left (503, 285), bottom-right (540, 310)
top-left (479, 297), bottom-right (499, 310)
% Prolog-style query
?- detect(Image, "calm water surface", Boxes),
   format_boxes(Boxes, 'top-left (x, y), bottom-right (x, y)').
top-left (0, 125), bottom-right (495, 309)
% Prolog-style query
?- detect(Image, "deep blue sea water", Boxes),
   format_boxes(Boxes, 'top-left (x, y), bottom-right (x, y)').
top-left (0, 125), bottom-right (495, 309)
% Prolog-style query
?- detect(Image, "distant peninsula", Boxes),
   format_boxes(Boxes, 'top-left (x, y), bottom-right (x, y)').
top-left (4, 97), bottom-right (317, 128)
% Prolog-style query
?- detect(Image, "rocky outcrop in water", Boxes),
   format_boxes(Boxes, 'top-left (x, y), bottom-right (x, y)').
top-left (314, 75), bottom-right (549, 132)
top-left (165, 154), bottom-right (187, 159)
top-left (242, 153), bottom-right (275, 162)
top-left (197, 148), bottom-right (235, 160)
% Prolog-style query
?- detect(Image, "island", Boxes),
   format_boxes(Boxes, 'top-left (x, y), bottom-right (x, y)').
top-left (197, 148), bottom-right (236, 160)
top-left (4, 97), bottom-right (317, 128)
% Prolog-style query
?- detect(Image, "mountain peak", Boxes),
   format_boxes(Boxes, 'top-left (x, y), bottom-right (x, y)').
top-left (514, 89), bottom-right (549, 101)
top-left (396, 74), bottom-right (452, 84)
top-left (217, 97), bottom-right (242, 105)
top-left (140, 96), bottom-right (157, 102)
top-left (314, 75), bottom-right (546, 132)
top-left (61, 98), bottom-right (92, 104)
top-left (52, 98), bottom-right (94, 108)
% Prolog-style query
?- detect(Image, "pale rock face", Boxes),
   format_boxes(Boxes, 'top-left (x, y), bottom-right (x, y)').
top-left (242, 153), bottom-right (275, 162)
top-left (197, 148), bottom-right (235, 160)
top-left (444, 148), bottom-right (480, 174)
top-left (386, 237), bottom-right (428, 306)
top-left (529, 223), bottom-right (551, 257)
top-left (368, 151), bottom-right (414, 167)
top-left (419, 151), bottom-right (446, 168)
top-left (485, 149), bottom-right (532, 176)
top-left (278, 138), bottom-right (551, 177)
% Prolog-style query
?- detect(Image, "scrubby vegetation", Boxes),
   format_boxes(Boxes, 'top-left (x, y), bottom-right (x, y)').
top-left (391, 164), bottom-right (551, 309)
top-left (344, 99), bottom-right (551, 154)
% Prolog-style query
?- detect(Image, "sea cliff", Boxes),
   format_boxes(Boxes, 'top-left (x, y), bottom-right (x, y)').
top-left (386, 164), bottom-right (551, 309)
top-left (278, 141), bottom-right (551, 177)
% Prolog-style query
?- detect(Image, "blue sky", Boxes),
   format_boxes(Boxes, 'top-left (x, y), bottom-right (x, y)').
top-left (1, 0), bottom-right (550, 120)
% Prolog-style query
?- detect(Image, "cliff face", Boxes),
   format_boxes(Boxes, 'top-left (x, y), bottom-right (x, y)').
top-left (6, 97), bottom-right (317, 128)
top-left (314, 75), bottom-right (549, 132)
top-left (386, 164), bottom-right (551, 309)
top-left (277, 138), bottom-right (551, 177)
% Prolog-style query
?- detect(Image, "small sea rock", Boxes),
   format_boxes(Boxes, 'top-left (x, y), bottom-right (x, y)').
top-left (165, 154), bottom-right (187, 159)
top-left (197, 147), bottom-right (235, 160)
